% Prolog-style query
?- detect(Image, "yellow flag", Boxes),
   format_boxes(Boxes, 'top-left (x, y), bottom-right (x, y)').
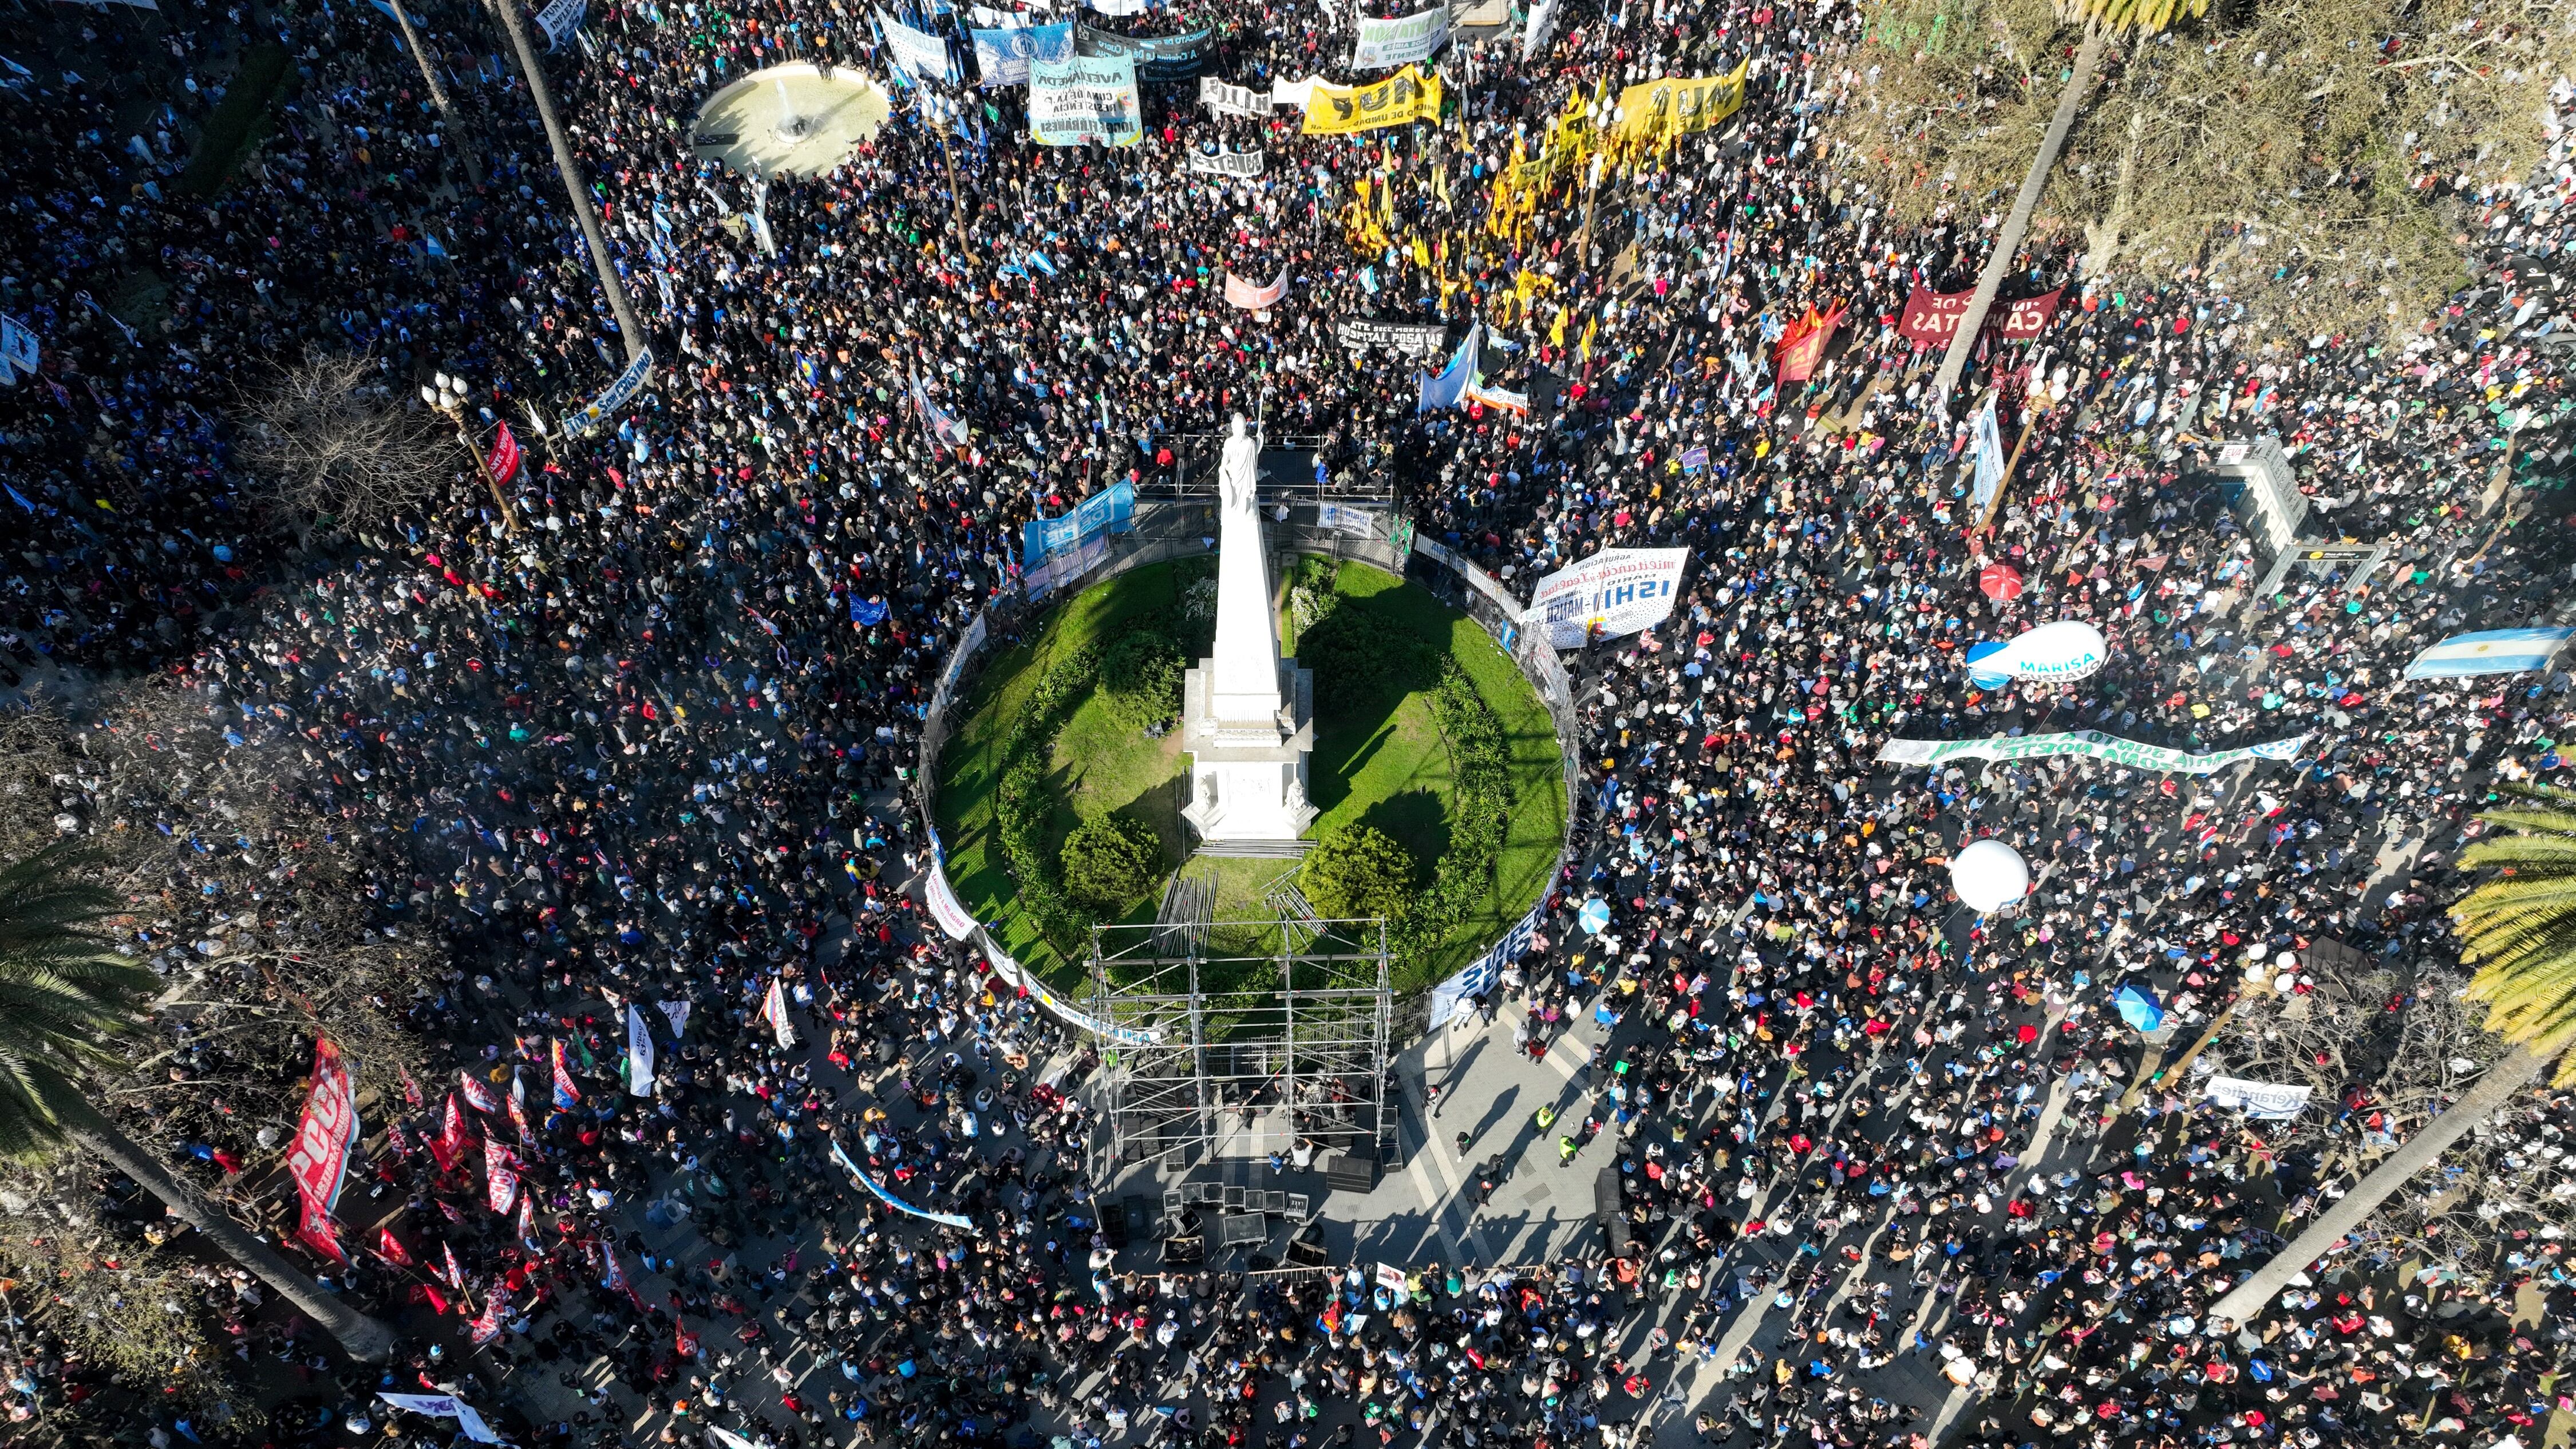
top-left (1549, 306), bottom-right (1568, 349)
top-left (1578, 314), bottom-right (1598, 362)
top-left (1411, 236), bottom-right (1432, 268)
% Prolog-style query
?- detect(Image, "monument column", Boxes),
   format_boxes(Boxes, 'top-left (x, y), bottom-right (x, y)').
top-left (1179, 417), bottom-right (1316, 846)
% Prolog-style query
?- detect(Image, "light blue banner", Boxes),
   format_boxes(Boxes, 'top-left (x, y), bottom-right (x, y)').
top-left (970, 21), bottom-right (1072, 86)
top-left (1021, 479), bottom-right (1135, 566)
top-left (831, 1139), bottom-right (977, 1228)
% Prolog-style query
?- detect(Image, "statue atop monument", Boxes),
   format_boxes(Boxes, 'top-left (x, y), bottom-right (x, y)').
top-left (1179, 415), bottom-right (1317, 846)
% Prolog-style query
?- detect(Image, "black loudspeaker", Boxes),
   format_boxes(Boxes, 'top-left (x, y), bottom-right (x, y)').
top-left (1324, 1152), bottom-right (1379, 1193)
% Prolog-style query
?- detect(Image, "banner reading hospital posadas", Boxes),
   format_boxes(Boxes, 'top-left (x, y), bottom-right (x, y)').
top-left (1525, 547), bottom-right (1689, 648)
top-left (1302, 65), bottom-right (1442, 135)
top-left (1613, 59), bottom-right (1748, 149)
top-left (1874, 729), bottom-right (2310, 775)
top-left (1030, 53), bottom-right (1141, 146)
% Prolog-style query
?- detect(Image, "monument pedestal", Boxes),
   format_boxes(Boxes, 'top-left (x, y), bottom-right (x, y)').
top-left (1179, 661), bottom-right (1317, 843)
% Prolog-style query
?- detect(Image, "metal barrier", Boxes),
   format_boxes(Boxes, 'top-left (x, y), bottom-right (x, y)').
top-left (915, 498), bottom-right (1581, 1029)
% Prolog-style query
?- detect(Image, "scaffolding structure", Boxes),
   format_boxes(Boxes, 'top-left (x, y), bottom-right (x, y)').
top-left (1087, 911), bottom-right (1394, 1172)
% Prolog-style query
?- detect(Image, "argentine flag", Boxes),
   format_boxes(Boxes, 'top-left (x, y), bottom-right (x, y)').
top-left (2401, 627), bottom-right (2576, 681)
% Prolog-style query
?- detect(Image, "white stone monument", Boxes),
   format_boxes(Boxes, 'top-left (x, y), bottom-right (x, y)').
top-left (1179, 416), bottom-right (1317, 846)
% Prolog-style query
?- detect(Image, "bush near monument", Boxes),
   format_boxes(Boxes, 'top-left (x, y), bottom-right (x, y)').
top-left (1061, 814), bottom-right (1165, 911)
top-left (1100, 629), bottom-right (1186, 732)
top-left (1302, 823), bottom-right (1418, 922)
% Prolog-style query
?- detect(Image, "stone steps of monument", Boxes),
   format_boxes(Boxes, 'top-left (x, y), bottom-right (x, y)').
top-left (1192, 839), bottom-right (1313, 859)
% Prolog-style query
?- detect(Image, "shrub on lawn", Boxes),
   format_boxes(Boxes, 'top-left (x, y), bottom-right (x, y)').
top-left (1061, 814), bottom-right (1164, 910)
top-left (1301, 823), bottom-right (1417, 922)
top-left (1100, 629), bottom-right (1185, 732)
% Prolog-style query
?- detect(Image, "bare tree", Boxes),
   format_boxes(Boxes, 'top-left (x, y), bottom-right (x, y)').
top-left (1829, 0), bottom-right (2573, 344)
top-left (234, 350), bottom-right (447, 531)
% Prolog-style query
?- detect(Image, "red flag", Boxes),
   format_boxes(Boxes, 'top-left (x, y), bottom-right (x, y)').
top-left (376, 1228), bottom-right (416, 1268)
top-left (428, 1094), bottom-right (467, 1174)
top-left (286, 1037), bottom-right (358, 1265)
top-left (1773, 303), bottom-right (1847, 384)
top-left (443, 1242), bottom-right (465, 1290)
top-left (421, 1282), bottom-right (451, 1316)
top-left (517, 1189), bottom-right (536, 1244)
top-left (468, 1288), bottom-right (506, 1345)
top-left (486, 422), bottom-right (523, 486)
top-left (550, 1039), bottom-right (582, 1109)
top-left (458, 1070), bottom-right (502, 1115)
top-left (488, 1160), bottom-right (520, 1215)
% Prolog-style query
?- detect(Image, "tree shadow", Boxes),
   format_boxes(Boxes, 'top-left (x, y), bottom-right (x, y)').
top-left (1360, 787), bottom-right (1449, 874)
top-left (1112, 772), bottom-right (1190, 867)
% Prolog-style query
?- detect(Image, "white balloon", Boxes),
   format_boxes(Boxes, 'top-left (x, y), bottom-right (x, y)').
top-left (1950, 838), bottom-right (2032, 913)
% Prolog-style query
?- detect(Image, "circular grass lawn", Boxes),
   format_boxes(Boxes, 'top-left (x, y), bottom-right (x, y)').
top-left (932, 556), bottom-right (1565, 994)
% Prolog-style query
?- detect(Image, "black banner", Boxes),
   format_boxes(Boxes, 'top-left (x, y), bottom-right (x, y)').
top-left (1074, 23), bottom-right (1213, 82)
top-left (1335, 318), bottom-right (1452, 357)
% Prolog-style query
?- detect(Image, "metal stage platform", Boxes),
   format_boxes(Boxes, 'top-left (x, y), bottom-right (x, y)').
top-left (1085, 913), bottom-right (1394, 1174)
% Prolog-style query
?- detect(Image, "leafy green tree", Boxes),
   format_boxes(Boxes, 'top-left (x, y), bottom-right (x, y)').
top-left (1100, 630), bottom-right (1186, 732)
top-left (1302, 824), bottom-right (1418, 922)
top-left (1061, 815), bottom-right (1164, 910)
top-left (0, 843), bottom-right (396, 1361)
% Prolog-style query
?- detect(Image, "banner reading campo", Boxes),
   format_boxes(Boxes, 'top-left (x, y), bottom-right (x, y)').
top-left (1302, 65), bottom-right (1443, 134)
top-left (1875, 730), bottom-right (2311, 775)
top-left (1525, 547), bottom-right (1689, 648)
top-left (1352, 6), bottom-right (1451, 68)
top-left (1613, 59), bottom-right (1748, 149)
top-left (1030, 54), bottom-right (1141, 145)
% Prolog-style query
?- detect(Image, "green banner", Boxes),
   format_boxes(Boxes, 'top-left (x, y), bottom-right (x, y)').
top-left (1874, 729), bottom-right (2309, 775)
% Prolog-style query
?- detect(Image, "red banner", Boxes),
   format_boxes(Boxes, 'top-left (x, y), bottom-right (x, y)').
top-left (1897, 286), bottom-right (1971, 348)
top-left (285, 1037), bottom-right (358, 1264)
top-left (485, 423), bottom-right (522, 486)
top-left (1997, 288), bottom-right (2064, 341)
top-left (1774, 303), bottom-right (1846, 384)
top-left (1898, 286), bottom-right (2065, 348)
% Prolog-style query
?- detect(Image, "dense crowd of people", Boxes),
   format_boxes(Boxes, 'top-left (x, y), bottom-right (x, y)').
top-left (5, 0), bottom-right (2576, 1446)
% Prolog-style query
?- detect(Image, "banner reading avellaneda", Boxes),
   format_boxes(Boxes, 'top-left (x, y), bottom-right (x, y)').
top-left (1874, 730), bottom-right (2311, 774)
top-left (1030, 54), bottom-right (1141, 145)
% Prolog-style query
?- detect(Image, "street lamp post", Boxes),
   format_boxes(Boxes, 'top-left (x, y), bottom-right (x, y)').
top-left (424, 373), bottom-right (521, 535)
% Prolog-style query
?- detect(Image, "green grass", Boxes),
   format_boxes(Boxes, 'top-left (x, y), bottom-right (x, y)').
top-left (181, 42), bottom-right (293, 198)
top-left (1307, 562), bottom-right (1566, 989)
top-left (934, 556), bottom-right (1564, 994)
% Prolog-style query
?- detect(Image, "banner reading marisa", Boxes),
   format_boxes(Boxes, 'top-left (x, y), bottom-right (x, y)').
top-left (1302, 65), bottom-right (1443, 135)
top-left (1613, 58), bottom-right (1749, 148)
top-left (1875, 729), bottom-right (2310, 775)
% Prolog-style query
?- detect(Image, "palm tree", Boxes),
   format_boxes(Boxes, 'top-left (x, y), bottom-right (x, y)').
top-left (2206, 787), bottom-right (2576, 1327)
top-left (489, 0), bottom-right (649, 366)
top-left (1927, 0), bottom-right (2208, 413)
top-left (0, 845), bottom-right (397, 1361)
